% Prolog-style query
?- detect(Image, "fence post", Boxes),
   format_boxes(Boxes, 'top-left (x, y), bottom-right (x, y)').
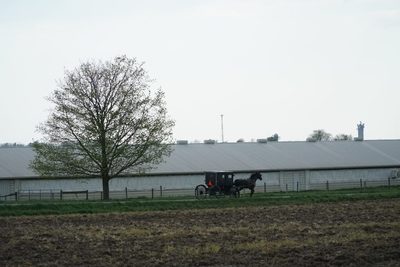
top-left (285, 184), bottom-right (288, 192)
top-left (160, 186), bottom-right (163, 197)
top-left (60, 190), bottom-right (63, 200)
top-left (264, 182), bottom-right (267, 193)
top-left (360, 179), bottom-right (363, 189)
top-left (388, 177), bottom-right (391, 189)
top-left (326, 181), bottom-right (329, 191)
top-left (14, 192), bottom-right (18, 201)
top-left (152, 188), bottom-right (154, 199)
top-left (28, 190), bottom-right (31, 201)
top-left (40, 190), bottom-right (42, 201)
top-left (125, 187), bottom-right (128, 199)
top-left (364, 181), bottom-right (367, 188)
top-left (296, 181), bottom-right (299, 192)
top-left (100, 191), bottom-right (103, 200)
top-left (86, 190), bottom-right (89, 200)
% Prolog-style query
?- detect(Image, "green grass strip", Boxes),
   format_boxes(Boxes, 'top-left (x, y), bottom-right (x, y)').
top-left (1, 186), bottom-right (400, 217)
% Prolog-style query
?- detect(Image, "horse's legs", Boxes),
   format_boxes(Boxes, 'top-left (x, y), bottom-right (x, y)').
top-left (250, 188), bottom-right (254, 197)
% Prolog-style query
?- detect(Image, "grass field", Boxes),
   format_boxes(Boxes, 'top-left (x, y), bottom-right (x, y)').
top-left (1, 186), bottom-right (400, 216)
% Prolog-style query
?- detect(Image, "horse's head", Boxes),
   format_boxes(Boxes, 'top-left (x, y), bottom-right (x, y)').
top-left (251, 172), bottom-right (262, 181)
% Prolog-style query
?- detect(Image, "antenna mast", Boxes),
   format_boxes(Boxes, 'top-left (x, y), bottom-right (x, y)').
top-left (220, 114), bottom-right (224, 143)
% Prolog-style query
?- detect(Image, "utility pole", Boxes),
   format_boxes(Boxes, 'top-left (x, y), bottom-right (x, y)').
top-left (220, 114), bottom-right (224, 143)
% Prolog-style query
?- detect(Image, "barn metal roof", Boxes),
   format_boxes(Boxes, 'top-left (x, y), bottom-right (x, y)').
top-left (0, 147), bottom-right (36, 178)
top-left (153, 140), bottom-right (400, 173)
top-left (1, 140), bottom-right (400, 178)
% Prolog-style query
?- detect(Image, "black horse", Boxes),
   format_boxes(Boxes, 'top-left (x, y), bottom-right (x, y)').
top-left (233, 172), bottom-right (262, 197)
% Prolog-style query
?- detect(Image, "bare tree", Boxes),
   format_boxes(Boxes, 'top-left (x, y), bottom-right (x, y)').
top-left (31, 56), bottom-right (174, 200)
top-left (267, 133), bottom-right (279, 142)
top-left (306, 129), bottom-right (332, 142)
top-left (334, 134), bottom-right (353, 141)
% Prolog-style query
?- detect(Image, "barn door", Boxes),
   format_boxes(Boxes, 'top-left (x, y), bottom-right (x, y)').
top-left (281, 171), bottom-right (306, 191)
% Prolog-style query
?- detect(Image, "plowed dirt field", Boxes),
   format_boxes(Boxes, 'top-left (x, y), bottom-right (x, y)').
top-left (1, 199), bottom-right (400, 266)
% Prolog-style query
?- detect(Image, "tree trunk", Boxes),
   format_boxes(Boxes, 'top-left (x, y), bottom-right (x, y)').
top-left (102, 175), bottom-right (110, 200)
top-left (100, 127), bottom-right (110, 200)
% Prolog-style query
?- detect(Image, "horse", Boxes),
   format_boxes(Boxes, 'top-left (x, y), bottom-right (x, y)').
top-left (233, 172), bottom-right (262, 197)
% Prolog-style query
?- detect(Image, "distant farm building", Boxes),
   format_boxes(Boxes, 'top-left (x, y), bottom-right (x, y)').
top-left (1, 139), bottom-right (400, 198)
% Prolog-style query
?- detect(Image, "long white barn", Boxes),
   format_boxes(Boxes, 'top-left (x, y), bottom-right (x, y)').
top-left (1, 140), bottom-right (400, 196)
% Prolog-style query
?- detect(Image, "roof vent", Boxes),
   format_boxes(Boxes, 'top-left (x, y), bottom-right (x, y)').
top-left (257, 139), bottom-right (268, 143)
top-left (176, 140), bottom-right (188, 145)
top-left (204, 139), bottom-right (216, 144)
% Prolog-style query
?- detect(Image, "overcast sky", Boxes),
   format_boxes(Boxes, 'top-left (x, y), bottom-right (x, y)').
top-left (1, 0), bottom-right (399, 144)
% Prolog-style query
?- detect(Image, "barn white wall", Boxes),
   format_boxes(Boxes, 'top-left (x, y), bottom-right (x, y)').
top-left (110, 172), bottom-right (276, 190)
top-left (0, 180), bottom-right (13, 195)
top-left (309, 168), bottom-right (392, 183)
top-left (1, 172), bottom-right (276, 195)
top-left (275, 169), bottom-right (393, 191)
top-left (0, 168), bottom-right (396, 196)
top-left (110, 175), bottom-right (203, 190)
top-left (279, 171), bottom-right (307, 191)
top-left (7, 175), bottom-right (206, 193)
top-left (17, 178), bottom-right (101, 192)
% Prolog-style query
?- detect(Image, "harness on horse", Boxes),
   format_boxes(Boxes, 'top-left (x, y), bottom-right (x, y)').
top-left (233, 172), bottom-right (262, 197)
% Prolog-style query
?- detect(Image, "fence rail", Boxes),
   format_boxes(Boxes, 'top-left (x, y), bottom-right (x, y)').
top-left (0, 192), bottom-right (17, 201)
top-left (1, 178), bottom-right (400, 202)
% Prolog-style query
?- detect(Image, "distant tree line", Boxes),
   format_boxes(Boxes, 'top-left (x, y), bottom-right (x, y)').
top-left (0, 143), bottom-right (33, 148)
top-left (267, 133), bottom-right (279, 142)
top-left (306, 129), bottom-right (353, 142)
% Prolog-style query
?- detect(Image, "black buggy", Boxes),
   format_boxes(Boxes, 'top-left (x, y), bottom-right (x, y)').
top-left (195, 171), bottom-right (262, 199)
top-left (195, 171), bottom-right (238, 199)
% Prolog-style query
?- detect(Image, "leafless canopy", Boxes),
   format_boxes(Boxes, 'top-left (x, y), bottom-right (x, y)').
top-left (306, 129), bottom-right (332, 142)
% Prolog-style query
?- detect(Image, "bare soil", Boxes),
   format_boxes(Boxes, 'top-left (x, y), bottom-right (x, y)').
top-left (1, 199), bottom-right (400, 266)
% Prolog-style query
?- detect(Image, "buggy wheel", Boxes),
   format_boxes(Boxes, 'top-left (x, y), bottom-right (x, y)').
top-left (195, 185), bottom-right (207, 199)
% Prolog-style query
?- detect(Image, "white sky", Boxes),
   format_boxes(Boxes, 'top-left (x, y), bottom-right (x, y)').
top-left (1, 0), bottom-right (400, 144)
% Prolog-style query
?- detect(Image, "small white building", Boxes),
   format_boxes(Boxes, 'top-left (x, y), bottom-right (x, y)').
top-left (1, 139), bottom-right (400, 198)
